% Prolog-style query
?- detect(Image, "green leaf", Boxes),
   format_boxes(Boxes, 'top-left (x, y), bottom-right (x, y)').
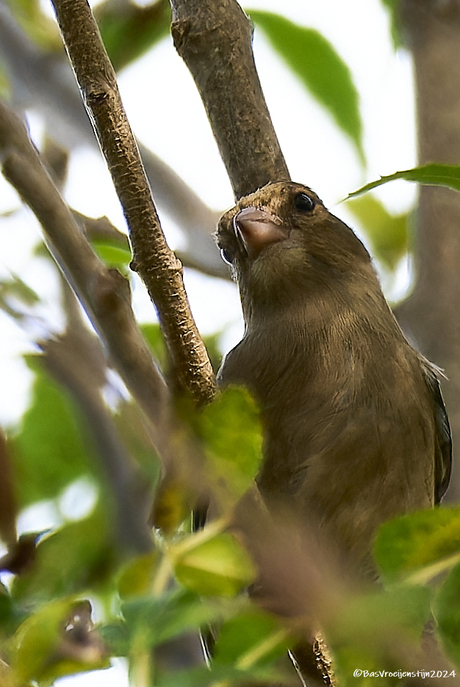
top-left (434, 562), bottom-right (460, 669)
top-left (0, 274), bottom-right (41, 321)
top-left (380, 0), bottom-right (403, 48)
top-left (11, 597), bottom-right (109, 684)
top-left (155, 663), bottom-right (274, 687)
top-left (330, 585), bottom-right (432, 684)
top-left (99, 621), bottom-right (130, 656)
top-left (198, 387), bottom-right (262, 499)
top-left (348, 164), bottom-right (460, 199)
top-left (11, 506), bottom-right (113, 603)
top-left (345, 195), bottom-right (409, 269)
top-left (96, 0), bottom-right (171, 71)
top-left (0, 586), bottom-right (25, 636)
top-left (11, 598), bottom-right (73, 683)
top-left (0, 274), bottom-right (40, 307)
top-left (332, 584), bottom-right (431, 647)
top-left (121, 588), bottom-right (219, 649)
top-left (118, 550), bottom-right (160, 599)
top-left (172, 531), bottom-right (256, 597)
top-left (213, 609), bottom-right (290, 670)
top-left (141, 323), bottom-right (169, 372)
top-left (374, 508), bottom-right (460, 585)
top-left (91, 239), bottom-right (132, 271)
top-left (10, 357), bottom-right (95, 507)
top-left (5, 0), bottom-right (61, 50)
top-left (248, 10), bottom-right (364, 163)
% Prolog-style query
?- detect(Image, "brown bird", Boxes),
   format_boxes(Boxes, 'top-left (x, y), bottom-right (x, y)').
top-left (216, 181), bottom-right (451, 579)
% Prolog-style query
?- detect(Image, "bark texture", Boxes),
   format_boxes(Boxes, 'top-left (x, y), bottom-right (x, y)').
top-left (170, 0), bottom-right (290, 199)
top-left (51, 0), bottom-right (216, 405)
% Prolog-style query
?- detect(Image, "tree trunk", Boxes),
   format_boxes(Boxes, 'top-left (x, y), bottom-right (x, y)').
top-left (398, 0), bottom-right (460, 499)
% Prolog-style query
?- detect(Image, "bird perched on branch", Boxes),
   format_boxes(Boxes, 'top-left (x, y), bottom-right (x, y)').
top-left (216, 181), bottom-right (451, 578)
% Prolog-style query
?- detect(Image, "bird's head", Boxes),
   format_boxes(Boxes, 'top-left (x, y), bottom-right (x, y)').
top-left (216, 182), bottom-right (372, 320)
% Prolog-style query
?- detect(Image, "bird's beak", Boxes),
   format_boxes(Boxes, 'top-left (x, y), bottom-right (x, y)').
top-left (233, 206), bottom-right (288, 260)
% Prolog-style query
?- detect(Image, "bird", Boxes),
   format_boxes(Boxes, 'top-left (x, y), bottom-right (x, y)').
top-left (216, 181), bottom-right (452, 580)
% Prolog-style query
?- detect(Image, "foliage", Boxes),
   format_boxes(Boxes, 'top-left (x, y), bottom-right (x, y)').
top-left (249, 10), bottom-right (365, 163)
top-left (345, 195), bottom-right (408, 271)
top-left (348, 163), bottom-right (460, 198)
top-left (95, 0), bottom-right (171, 71)
top-left (1, 1), bottom-right (460, 686)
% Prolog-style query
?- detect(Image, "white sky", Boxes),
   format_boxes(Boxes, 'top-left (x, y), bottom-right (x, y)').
top-left (0, 1), bottom-right (417, 684)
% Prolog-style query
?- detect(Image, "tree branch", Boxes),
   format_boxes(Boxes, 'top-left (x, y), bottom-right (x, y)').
top-left (169, 0), bottom-right (291, 199)
top-left (397, 0), bottom-right (460, 498)
top-left (0, 1), bottom-right (227, 279)
top-left (50, 0), bottom-right (216, 405)
top-left (0, 98), bottom-right (169, 441)
top-left (42, 325), bottom-right (154, 556)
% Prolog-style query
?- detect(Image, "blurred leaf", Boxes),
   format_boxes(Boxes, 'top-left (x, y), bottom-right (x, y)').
top-left (198, 387), bottom-right (262, 500)
top-left (332, 584), bottom-right (431, 648)
top-left (0, 274), bottom-right (40, 307)
top-left (5, 0), bottom-right (61, 50)
top-left (331, 585), bottom-right (432, 682)
top-left (11, 598), bottom-right (73, 683)
top-left (346, 195), bottom-right (409, 268)
top-left (141, 323), bottom-right (222, 376)
top-left (90, 238), bottom-right (132, 272)
top-left (10, 356), bottom-right (94, 507)
top-left (434, 562), bottom-right (460, 669)
top-left (152, 474), bottom-right (196, 534)
top-left (11, 505), bottom-right (113, 603)
top-left (121, 588), bottom-right (219, 649)
top-left (380, 0), bottom-right (403, 48)
top-left (155, 662), bottom-right (280, 687)
top-left (141, 323), bottom-right (169, 372)
top-left (11, 597), bottom-right (108, 684)
top-left (0, 586), bottom-right (26, 636)
top-left (213, 609), bottom-right (289, 670)
top-left (249, 10), bottom-right (364, 163)
top-left (96, 0), bottom-right (171, 71)
top-left (118, 550), bottom-right (159, 599)
top-left (172, 531), bottom-right (256, 597)
top-left (0, 274), bottom-right (40, 320)
top-left (99, 620), bottom-right (130, 656)
top-left (374, 508), bottom-right (460, 585)
top-left (348, 164), bottom-right (460, 198)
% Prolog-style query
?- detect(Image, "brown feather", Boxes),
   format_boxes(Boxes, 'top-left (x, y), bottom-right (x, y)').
top-left (217, 181), bottom-right (451, 577)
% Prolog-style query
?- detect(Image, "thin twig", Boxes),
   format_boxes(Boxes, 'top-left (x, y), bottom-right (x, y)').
top-left (50, 0), bottom-right (216, 405)
top-left (169, 0), bottom-right (291, 199)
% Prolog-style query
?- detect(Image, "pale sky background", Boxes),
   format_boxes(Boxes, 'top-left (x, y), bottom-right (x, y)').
top-left (0, 0), bottom-right (417, 684)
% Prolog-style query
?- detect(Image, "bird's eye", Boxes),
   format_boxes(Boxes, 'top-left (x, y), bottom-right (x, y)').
top-left (294, 192), bottom-right (315, 213)
top-left (220, 247), bottom-right (234, 265)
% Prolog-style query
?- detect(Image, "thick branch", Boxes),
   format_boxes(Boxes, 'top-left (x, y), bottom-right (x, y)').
top-left (50, 0), bottom-right (216, 405)
top-left (398, 0), bottom-right (460, 497)
top-left (169, 0), bottom-right (290, 199)
top-left (0, 1), bottom-right (226, 278)
top-left (0, 98), bottom-right (168, 439)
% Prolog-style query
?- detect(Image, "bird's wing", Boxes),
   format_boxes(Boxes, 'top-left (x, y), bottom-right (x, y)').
top-left (421, 360), bottom-right (452, 503)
